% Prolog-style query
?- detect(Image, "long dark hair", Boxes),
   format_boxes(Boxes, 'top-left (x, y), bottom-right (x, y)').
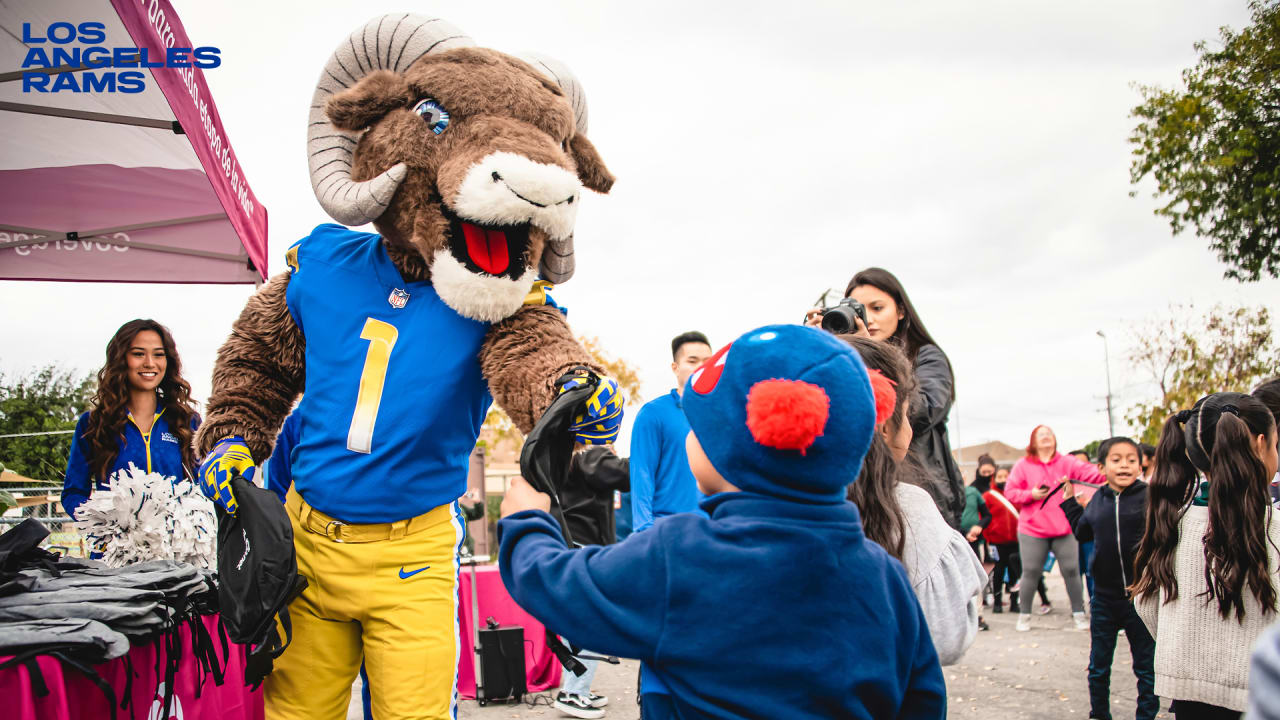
top-left (83, 319), bottom-right (197, 482)
top-left (839, 335), bottom-right (919, 561)
top-left (1130, 393), bottom-right (1277, 622)
top-left (844, 268), bottom-right (950, 385)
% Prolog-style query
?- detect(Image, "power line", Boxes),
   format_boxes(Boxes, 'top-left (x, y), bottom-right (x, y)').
top-left (0, 430), bottom-right (75, 439)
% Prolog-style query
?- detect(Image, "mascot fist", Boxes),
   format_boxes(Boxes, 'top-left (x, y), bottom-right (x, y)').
top-left (558, 368), bottom-right (625, 445)
top-left (198, 436), bottom-right (255, 514)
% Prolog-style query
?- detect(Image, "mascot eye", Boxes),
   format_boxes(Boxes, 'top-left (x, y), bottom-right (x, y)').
top-left (413, 98), bottom-right (450, 134)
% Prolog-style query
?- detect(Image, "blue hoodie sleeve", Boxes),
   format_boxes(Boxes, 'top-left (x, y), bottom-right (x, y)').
top-left (498, 509), bottom-right (668, 662)
top-left (628, 406), bottom-right (661, 533)
top-left (61, 412), bottom-right (93, 519)
top-left (899, 599), bottom-right (947, 718)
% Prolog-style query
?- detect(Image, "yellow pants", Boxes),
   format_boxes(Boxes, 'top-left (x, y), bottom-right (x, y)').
top-left (266, 489), bottom-right (465, 720)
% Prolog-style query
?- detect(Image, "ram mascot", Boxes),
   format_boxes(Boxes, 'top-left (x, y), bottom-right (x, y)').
top-left (194, 15), bottom-right (621, 720)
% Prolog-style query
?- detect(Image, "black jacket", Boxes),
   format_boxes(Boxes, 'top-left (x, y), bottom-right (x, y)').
top-left (561, 447), bottom-right (630, 547)
top-left (1060, 480), bottom-right (1148, 603)
top-left (907, 344), bottom-right (965, 530)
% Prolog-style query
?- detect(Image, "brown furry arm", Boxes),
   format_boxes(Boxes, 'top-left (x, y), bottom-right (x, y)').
top-left (479, 305), bottom-right (604, 435)
top-left (194, 272), bottom-right (305, 461)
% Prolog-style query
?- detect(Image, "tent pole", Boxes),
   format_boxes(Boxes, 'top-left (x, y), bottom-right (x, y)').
top-left (0, 101), bottom-right (180, 133)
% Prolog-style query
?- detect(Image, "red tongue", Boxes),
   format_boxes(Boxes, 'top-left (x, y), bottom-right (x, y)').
top-left (461, 222), bottom-right (509, 275)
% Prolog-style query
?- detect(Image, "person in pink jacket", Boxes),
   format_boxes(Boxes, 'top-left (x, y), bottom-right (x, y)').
top-left (1005, 424), bottom-right (1104, 632)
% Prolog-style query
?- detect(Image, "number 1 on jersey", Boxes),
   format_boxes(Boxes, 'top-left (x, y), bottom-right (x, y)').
top-left (347, 318), bottom-right (398, 453)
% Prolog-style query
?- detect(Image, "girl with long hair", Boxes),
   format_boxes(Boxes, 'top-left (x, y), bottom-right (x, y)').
top-left (810, 268), bottom-right (965, 529)
top-left (1004, 424), bottom-right (1105, 632)
top-left (1131, 392), bottom-right (1279, 719)
top-left (841, 335), bottom-right (986, 664)
top-left (62, 319), bottom-right (200, 518)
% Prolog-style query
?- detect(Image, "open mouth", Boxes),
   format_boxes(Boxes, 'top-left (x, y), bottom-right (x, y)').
top-left (442, 206), bottom-right (530, 280)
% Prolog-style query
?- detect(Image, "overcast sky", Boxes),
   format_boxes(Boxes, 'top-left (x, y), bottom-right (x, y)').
top-left (3, 0), bottom-right (1276, 455)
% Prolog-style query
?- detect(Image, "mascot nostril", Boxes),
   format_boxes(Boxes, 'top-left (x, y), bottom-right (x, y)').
top-left (194, 14), bottom-right (624, 717)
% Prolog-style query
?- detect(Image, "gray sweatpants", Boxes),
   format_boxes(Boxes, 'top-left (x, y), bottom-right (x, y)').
top-left (1016, 532), bottom-right (1085, 614)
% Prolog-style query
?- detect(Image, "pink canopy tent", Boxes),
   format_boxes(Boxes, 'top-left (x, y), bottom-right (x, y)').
top-left (0, 0), bottom-right (267, 284)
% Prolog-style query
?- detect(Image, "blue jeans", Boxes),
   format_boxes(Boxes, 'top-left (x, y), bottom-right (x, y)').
top-left (558, 636), bottom-right (600, 698)
top-left (1080, 540), bottom-right (1095, 600)
top-left (561, 653), bottom-right (600, 698)
top-left (1088, 597), bottom-right (1158, 720)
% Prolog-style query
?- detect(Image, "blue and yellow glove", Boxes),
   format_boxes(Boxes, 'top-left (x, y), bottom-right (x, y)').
top-left (198, 436), bottom-right (255, 514)
top-left (558, 368), bottom-right (624, 445)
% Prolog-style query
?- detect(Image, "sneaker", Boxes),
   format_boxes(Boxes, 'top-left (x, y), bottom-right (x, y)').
top-left (1073, 612), bottom-right (1089, 631)
top-left (979, 616), bottom-right (990, 631)
top-left (554, 692), bottom-right (605, 719)
top-left (1015, 614), bottom-right (1031, 632)
top-left (588, 693), bottom-right (609, 708)
top-left (992, 603), bottom-right (1004, 614)
top-left (1039, 602), bottom-right (1053, 615)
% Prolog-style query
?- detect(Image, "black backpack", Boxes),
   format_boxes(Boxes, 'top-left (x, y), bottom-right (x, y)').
top-left (216, 475), bottom-right (307, 688)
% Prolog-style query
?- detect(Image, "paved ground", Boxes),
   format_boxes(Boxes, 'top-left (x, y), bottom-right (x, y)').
top-left (352, 573), bottom-right (1169, 719)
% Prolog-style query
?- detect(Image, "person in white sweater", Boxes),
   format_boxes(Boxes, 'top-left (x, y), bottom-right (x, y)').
top-left (1131, 392), bottom-right (1280, 719)
top-left (841, 335), bottom-right (986, 665)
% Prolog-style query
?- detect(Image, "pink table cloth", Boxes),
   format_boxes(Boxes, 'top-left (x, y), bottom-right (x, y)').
top-left (1, 615), bottom-right (262, 720)
top-left (457, 564), bottom-right (561, 699)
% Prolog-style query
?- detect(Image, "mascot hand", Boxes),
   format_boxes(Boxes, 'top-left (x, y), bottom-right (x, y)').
top-left (557, 368), bottom-right (624, 445)
top-left (198, 436), bottom-right (255, 514)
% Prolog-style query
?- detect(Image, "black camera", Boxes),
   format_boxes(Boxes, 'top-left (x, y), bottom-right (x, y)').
top-left (818, 298), bottom-right (868, 334)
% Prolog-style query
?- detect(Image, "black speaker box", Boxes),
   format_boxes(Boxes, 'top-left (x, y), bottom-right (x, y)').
top-left (477, 625), bottom-right (526, 704)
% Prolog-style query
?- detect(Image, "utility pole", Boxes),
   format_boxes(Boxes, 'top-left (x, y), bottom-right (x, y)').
top-left (1097, 330), bottom-right (1115, 437)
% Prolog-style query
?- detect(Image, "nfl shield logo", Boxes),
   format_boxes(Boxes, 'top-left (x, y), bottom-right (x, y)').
top-left (388, 288), bottom-right (410, 309)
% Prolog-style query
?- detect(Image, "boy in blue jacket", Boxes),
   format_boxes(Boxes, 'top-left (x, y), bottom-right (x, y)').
top-left (498, 324), bottom-right (946, 719)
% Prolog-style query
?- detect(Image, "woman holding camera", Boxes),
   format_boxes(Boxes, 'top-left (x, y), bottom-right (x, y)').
top-left (807, 267), bottom-right (965, 529)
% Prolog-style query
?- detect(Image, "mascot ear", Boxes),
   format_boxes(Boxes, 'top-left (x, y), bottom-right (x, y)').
top-left (568, 134), bottom-right (614, 194)
top-left (326, 70), bottom-right (413, 131)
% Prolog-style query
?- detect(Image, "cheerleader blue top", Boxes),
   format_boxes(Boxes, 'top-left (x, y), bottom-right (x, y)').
top-left (283, 224), bottom-right (492, 523)
top-left (62, 408), bottom-right (199, 519)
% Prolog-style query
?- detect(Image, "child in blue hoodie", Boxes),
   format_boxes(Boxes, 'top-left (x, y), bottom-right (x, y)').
top-left (498, 324), bottom-right (946, 719)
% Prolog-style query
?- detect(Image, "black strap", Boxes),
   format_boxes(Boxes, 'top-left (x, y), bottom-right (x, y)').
top-left (56, 651), bottom-right (118, 720)
top-left (0, 651), bottom-right (51, 697)
top-left (545, 630), bottom-right (586, 677)
top-left (121, 652), bottom-right (133, 716)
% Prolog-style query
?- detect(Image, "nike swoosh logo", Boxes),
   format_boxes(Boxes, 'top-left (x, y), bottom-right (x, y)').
top-left (398, 566), bottom-right (430, 579)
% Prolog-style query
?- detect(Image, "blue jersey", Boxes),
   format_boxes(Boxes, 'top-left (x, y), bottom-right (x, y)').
top-left (629, 390), bottom-right (701, 533)
top-left (63, 408), bottom-right (199, 519)
top-left (285, 224), bottom-right (492, 523)
top-left (259, 412), bottom-right (300, 504)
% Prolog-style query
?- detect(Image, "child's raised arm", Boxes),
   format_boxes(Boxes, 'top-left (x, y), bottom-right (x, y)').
top-left (498, 507), bottom-right (669, 663)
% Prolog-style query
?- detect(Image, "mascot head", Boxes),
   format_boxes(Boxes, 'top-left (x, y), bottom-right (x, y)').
top-left (307, 15), bottom-right (614, 322)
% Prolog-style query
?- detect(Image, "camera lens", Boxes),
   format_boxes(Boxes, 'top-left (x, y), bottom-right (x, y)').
top-left (820, 307), bottom-right (854, 334)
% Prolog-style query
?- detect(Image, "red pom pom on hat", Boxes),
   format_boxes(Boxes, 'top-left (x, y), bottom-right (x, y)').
top-left (745, 379), bottom-right (830, 455)
top-left (868, 369), bottom-right (898, 426)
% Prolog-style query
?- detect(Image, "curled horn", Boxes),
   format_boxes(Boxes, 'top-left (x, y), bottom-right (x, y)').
top-left (308, 15), bottom-right (475, 226)
top-left (515, 52), bottom-right (591, 283)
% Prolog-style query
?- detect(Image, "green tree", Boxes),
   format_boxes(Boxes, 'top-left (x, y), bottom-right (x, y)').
top-left (1128, 0), bottom-right (1280, 281)
top-left (1124, 303), bottom-right (1278, 443)
top-left (0, 365), bottom-right (94, 483)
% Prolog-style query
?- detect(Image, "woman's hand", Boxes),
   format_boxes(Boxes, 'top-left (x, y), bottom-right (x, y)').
top-left (1061, 480), bottom-right (1075, 501)
top-left (1031, 485), bottom-right (1050, 501)
top-left (966, 526), bottom-right (982, 542)
top-left (804, 308), bottom-right (872, 339)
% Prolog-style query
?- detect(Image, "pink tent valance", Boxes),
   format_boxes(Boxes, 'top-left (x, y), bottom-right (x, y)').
top-left (0, 0), bottom-right (267, 283)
